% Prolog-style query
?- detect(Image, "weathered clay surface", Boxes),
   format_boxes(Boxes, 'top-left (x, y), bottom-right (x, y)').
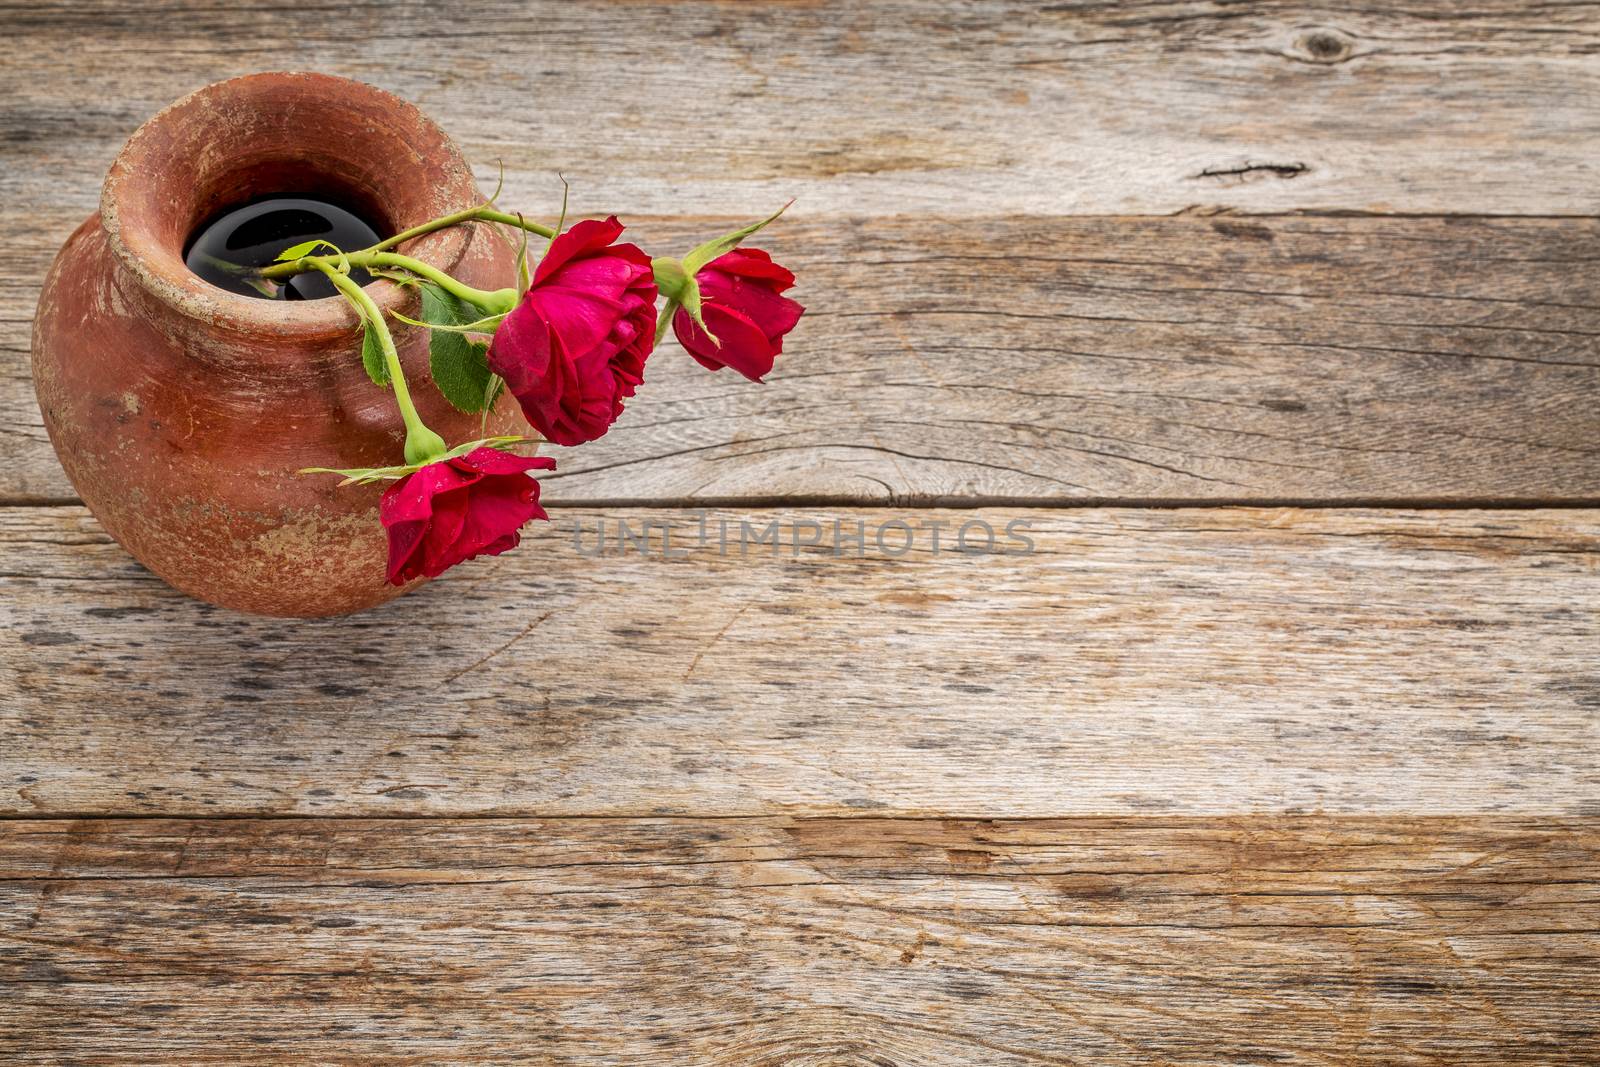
top-left (31, 73), bottom-right (521, 617)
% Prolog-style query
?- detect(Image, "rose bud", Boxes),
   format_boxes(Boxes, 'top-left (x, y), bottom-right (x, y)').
top-left (381, 448), bottom-right (557, 585)
top-left (671, 248), bottom-right (804, 382)
top-left (487, 216), bottom-right (657, 446)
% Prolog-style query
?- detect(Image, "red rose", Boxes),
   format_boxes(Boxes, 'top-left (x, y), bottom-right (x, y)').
top-left (381, 448), bottom-right (557, 585)
top-left (487, 216), bottom-right (657, 446)
top-left (672, 248), bottom-right (804, 382)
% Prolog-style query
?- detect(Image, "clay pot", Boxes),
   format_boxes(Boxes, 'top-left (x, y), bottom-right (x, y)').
top-left (32, 72), bottom-right (521, 617)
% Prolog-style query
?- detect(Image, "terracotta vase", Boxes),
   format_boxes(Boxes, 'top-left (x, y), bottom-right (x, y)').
top-left (31, 72), bottom-right (521, 617)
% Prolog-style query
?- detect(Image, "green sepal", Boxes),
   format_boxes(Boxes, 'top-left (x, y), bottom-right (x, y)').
top-left (681, 200), bottom-right (792, 275)
top-left (679, 278), bottom-right (708, 339)
top-left (484, 372), bottom-right (507, 413)
top-left (652, 258), bottom-right (691, 302)
top-left (543, 173), bottom-right (570, 277)
top-left (480, 373), bottom-right (507, 436)
top-left (514, 220), bottom-right (532, 294)
top-left (487, 160), bottom-right (506, 206)
top-left (419, 283), bottom-right (496, 414)
top-left (300, 435), bottom-right (539, 486)
top-left (651, 259), bottom-right (711, 342)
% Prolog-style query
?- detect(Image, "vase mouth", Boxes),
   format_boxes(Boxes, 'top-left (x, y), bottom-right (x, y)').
top-left (101, 72), bottom-right (480, 354)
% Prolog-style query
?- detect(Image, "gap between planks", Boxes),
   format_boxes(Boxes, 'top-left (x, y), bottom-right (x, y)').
top-left (8, 496), bottom-right (1600, 510)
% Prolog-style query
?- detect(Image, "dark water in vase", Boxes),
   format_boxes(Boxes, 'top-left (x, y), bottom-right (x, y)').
top-left (184, 196), bottom-right (383, 300)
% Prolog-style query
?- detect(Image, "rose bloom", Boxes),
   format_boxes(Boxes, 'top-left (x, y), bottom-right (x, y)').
top-left (381, 448), bottom-right (557, 585)
top-left (487, 216), bottom-right (657, 446)
top-left (673, 248), bottom-right (804, 382)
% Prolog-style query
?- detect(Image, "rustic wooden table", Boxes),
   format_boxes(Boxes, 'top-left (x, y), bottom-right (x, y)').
top-left (4, 2), bottom-right (1599, 1063)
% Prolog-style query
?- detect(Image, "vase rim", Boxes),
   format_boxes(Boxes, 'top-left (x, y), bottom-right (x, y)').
top-left (100, 71), bottom-right (480, 357)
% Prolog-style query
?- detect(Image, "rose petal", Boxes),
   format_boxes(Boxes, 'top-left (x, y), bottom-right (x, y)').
top-left (379, 451), bottom-right (555, 585)
top-left (704, 247), bottom-right (796, 289)
top-left (674, 302), bottom-right (778, 381)
top-left (490, 222), bottom-right (658, 446)
top-left (533, 216), bottom-right (627, 285)
top-left (699, 270), bottom-right (805, 340)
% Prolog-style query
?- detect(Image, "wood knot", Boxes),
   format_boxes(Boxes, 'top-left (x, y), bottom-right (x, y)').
top-left (1291, 27), bottom-right (1355, 64)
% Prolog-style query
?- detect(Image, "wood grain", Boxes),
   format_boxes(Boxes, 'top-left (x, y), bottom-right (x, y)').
top-left (3, 1), bottom-right (1599, 219)
top-left (4, 505), bottom-right (1596, 818)
top-left (7, 215), bottom-right (1600, 506)
top-left (2, 816), bottom-right (1596, 1065)
top-left (6, 4), bottom-right (1600, 1059)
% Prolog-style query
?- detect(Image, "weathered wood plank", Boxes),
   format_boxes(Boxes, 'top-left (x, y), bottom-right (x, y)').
top-left (4, 1), bottom-right (1599, 219)
top-left (4, 505), bottom-right (1596, 817)
top-left (6, 215), bottom-right (1600, 506)
top-left (2, 816), bottom-right (1596, 1064)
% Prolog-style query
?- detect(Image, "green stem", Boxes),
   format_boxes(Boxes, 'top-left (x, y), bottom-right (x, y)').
top-left (267, 251), bottom-right (516, 314)
top-left (365, 252), bottom-right (515, 311)
top-left (368, 204), bottom-right (492, 253)
top-left (474, 208), bottom-right (556, 239)
top-left (362, 205), bottom-right (556, 254)
top-left (259, 207), bottom-right (556, 306)
top-left (473, 207), bottom-right (556, 238)
top-left (312, 262), bottom-right (446, 465)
